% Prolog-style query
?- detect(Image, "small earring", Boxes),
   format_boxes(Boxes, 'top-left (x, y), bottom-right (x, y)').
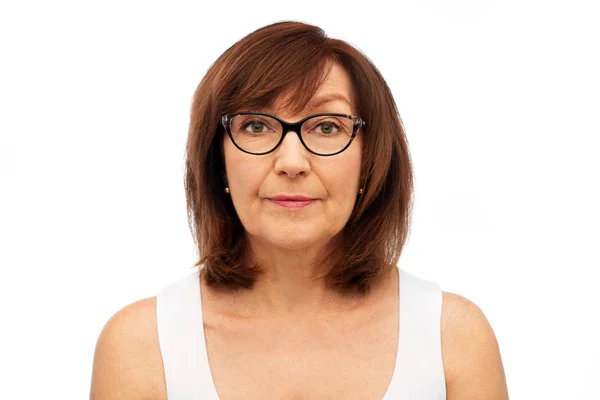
top-left (358, 188), bottom-right (364, 195)
top-left (224, 187), bottom-right (230, 194)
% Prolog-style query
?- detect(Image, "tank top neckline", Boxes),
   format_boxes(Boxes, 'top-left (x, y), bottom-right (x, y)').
top-left (195, 266), bottom-right (404, 399)
top-left (156, 265), bottom-right (447, 399)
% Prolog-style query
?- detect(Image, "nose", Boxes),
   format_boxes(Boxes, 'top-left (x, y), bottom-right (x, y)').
top-left (273, 130), bottom-right (311, 178)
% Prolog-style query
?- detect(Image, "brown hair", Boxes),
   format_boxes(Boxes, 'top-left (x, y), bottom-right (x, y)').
top-left (185, 20), bottom-right (413, 294)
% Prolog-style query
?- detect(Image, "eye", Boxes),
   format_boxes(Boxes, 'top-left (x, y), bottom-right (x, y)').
top-left (318, 122), bottom-right (335, 134)
top-left (242, 119), bottom-right (268, 134)
top-left (314, 120), bottom-right (342, 135)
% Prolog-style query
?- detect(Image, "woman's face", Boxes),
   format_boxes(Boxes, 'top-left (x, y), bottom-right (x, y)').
top-left (223, 62), bottom-right (363, 251)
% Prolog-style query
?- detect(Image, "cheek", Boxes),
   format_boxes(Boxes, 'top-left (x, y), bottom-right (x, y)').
top-left (338, 143), bottom-right (363, 187)
top-left (224, 145), bottom-right (268, 212)
top-left (320, 151), bottom-right (362, 207)
top-left (232, 163), bottom-right (270, 193)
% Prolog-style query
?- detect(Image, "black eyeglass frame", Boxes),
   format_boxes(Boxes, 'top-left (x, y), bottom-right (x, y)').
top-left (220, 112), bottom-right (367, 156)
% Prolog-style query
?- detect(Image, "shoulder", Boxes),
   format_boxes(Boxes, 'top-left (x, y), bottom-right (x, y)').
top-left (90, 296), bottom-right (167, 400)
top-left (440, 291), bottom-right (509, 400)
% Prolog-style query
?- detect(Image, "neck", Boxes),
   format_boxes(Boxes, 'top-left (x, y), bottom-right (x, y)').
top-left (245, 236), bottom-right (357, 317)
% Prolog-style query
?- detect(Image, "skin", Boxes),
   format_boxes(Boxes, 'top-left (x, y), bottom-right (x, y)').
top-left (222, 62), bottom-right (365, 315)
top-left (90, 62), bottom-right (509, 399)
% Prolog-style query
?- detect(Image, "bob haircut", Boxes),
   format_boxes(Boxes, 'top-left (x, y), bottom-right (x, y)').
top-left (185, 20), bottom-right (413, 294)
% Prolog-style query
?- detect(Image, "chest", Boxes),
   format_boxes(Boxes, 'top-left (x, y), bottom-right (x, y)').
top-left (202, 307), bottom-right (399, 400)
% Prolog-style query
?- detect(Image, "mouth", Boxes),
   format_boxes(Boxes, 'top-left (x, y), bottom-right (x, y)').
top-left (268, 195), bottom-right (318, 210)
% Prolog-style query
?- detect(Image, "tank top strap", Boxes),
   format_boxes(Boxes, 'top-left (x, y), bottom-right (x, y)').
top-left (156, 266), bottom-right (219, 399)
top-left (383, 267), bottom-right (447, 399)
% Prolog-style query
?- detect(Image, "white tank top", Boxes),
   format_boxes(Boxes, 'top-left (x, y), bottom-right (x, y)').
top-left (156, 266), bottom-right (446, 399)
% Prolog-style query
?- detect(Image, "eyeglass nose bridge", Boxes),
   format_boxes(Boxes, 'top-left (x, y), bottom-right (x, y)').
top-left (275, 119), bottom-right (312, 151)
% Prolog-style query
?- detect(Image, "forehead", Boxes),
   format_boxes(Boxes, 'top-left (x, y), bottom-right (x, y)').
top-left (270, 62), bottom-right (356, 116)
top-left (314, 63), bottom-right (354, 99)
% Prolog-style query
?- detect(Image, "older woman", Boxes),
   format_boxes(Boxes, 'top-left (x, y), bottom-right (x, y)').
top-left (90, 21), bottom-right (508, 399)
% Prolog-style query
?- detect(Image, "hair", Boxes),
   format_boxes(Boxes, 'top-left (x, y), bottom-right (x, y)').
top-left (185, 20), bottom-right (413, 294)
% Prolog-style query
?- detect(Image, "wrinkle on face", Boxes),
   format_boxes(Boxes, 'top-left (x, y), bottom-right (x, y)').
top-left (223, 62), bottom-right (363, 253)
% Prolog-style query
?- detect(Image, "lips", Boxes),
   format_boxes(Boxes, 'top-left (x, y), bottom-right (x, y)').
top-left (268, 195), bottom-right (317, 209)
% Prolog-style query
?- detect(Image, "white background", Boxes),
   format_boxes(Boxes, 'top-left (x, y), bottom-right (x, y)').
top-left (1, 0), bottom-right (599, 398)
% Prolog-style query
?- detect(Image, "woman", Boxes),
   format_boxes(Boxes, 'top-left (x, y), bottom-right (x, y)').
top-left (90, 21), bottom-right (508, 399)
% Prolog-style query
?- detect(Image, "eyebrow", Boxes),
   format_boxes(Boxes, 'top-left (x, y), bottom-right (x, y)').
top-left (306, 93), bottom-right (352, 110)
top-left (258, 93), bottom-right (353, 116)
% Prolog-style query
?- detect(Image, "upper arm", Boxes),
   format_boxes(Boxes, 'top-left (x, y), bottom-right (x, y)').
top-left (441, 291), bottom-right (509, 400)
top-left (90, 296), bottom-right (167, 400)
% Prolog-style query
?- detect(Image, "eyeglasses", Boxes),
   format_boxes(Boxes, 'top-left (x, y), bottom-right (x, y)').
top-left (220, 112), bottom-right (366, 156)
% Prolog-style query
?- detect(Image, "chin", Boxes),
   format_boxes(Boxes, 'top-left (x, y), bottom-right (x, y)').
top-left (255, 228), bottom-right (331, 251)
